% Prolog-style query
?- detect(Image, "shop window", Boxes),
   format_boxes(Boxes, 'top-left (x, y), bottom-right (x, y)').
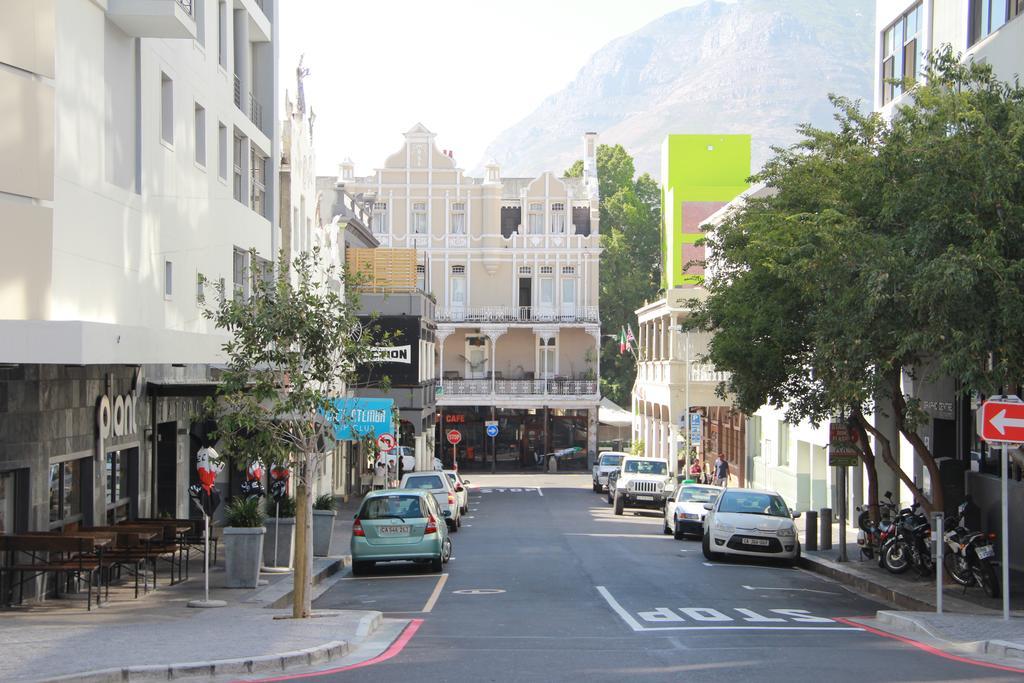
top-left (106, 449), bottom-right (135, 524)
top-left (0, 470), bottom-right (20, 534)
top-left (49, 459), bottom-right (84, 527)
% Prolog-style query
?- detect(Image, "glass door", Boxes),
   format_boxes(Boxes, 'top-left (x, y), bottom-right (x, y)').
top-left (450, 276), bottom-right (466, 320)
top-left (561, 278), bottom-right (576, 319)
top-left (538, 277), bottom-right (554, 318)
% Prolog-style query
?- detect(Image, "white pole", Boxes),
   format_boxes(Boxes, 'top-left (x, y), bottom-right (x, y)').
top-left (684, 332), bottom-right (690, 476)
top-left (274, 500), bottom-right (281, 568)
top-left (935, 512), bottom-right (943, 614)
top-left (204, 513), bottom-right (211, 603)
top-left (1002, 442), bottom-right (1010, 621)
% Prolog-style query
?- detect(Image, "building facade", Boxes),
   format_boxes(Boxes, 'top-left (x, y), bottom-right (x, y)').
top-left (632, 135), bottom-right (750, 477)
top-left (0, 0), bottom-right (279, 537)
top-left (339, 125), bottom-right (602, 468)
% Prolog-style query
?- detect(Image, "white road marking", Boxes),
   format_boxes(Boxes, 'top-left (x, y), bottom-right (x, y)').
top-left (566, 533), bottom-right (673, 539)
top-left (342, 574), bottom-right (442, 581)
top-left (537, 487), bottom-right (543, 497)
top-left (466, 516), bottom-right (475, 519)
top-left (596, 586), bottom-right (646, 632)
top-left (702, 562), bottom-right (714, 567)
top-left (742, 585), bottom-right (839, 596)
top-left (421, 573), bottom-right (448, 613)
top-left (452, 588), bottom-right (506, 595)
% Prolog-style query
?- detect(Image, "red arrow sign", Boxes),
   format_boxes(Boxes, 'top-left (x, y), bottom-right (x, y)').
top-left (980, 397), bottom-right (1024, 443)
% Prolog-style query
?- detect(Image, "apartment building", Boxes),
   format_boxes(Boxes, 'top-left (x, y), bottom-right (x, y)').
top-left (0, 0), bottom-right (279, 536)
top-left (339, 125), bottom-right (601, 468)
top-left (872, 0), bottom-right (1023, 569)
top-left (631, 135), bottom-right (750, 477)
top-left (280, 58), bottom-right (316, 266)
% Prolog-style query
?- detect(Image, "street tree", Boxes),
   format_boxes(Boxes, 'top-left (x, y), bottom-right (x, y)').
top-left (202, 249), bottom-right (384, 618)
top-left (691, 49), bottom-right (1024, 515)
top-left (567, 145), bottom-right (661, 406)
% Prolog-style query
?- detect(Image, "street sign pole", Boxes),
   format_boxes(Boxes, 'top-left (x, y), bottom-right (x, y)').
top-left (1002, 441), bottom-right (1010, 621)
top-left (979, 395), bottom-right (1019, 622)
top-left (837, 466), bottom-right (848, 563)
top-left (934, 512), bottom-right (944, 614)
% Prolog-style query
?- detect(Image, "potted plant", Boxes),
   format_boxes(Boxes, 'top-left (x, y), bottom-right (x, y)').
top-left (223, 497), bottom-right (266, 588)
top-left (312, 494), bottom-right (337, 557)
top-left (263, 495), bottom-right (297, 569)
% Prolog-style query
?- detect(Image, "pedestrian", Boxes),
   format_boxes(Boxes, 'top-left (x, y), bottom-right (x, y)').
top-left (712, 454), bottom-right (729, 487)
top-left (689, 459), bottom-right (702, 482)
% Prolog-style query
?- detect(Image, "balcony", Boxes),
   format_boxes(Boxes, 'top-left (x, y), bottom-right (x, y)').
top-left (233, 75), bottom-right (264, 132)
top-left (436, 306), bottom-right (599, 325)
top-left (107, 0), bottom-right (197, 39)
top-left (437, 378), bottom-right (598, 401)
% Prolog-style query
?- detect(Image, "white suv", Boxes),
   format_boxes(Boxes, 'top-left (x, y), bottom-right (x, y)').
top-left (611, 457), bottom-right (671, 516)
top-left (592, 451), bottom-right (625, 492)
top-left (400, 472), bottom-right (462, 532)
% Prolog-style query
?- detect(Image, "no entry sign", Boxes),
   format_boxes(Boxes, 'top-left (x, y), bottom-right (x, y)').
top-left (980, 396), bottom-right (1024, 443)
top-left (447, 429), bottom-right (463, 446)
top-left (376, 433), bottom-right (397, 451)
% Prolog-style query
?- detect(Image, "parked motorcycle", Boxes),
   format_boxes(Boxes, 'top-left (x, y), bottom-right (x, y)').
top-left (943, 497), bottom-right (1000, 598)
top-left (856, 491), bottom-right (898, 560)
top-left (880, 502), bottom-right (932, 576)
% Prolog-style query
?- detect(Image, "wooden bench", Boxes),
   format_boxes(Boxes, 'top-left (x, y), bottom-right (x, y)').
top-left (0, 535), bottom-right (105, 611)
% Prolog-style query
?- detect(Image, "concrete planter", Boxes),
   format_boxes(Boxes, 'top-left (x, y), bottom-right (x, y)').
top-left (312, 510), bottom-right (336, 557)
top-left (263, 517), bottom-right (296, 568)
top-left (223, 526), bottom-right (265, 588)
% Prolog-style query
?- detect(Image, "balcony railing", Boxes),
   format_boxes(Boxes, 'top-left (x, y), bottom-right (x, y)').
top-left (438, 378), bottom-right (598, 397)
top-left (176, 0), bottom-right (194, 16)
top-left (232, 75), bottom-right (263, 131)
top-left (436, 306), bottom-right (599, 324)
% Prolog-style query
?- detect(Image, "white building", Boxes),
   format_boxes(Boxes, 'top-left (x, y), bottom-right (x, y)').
top-left (340, 125), bottom-right (602, 468)
top-left (0, 0), bottom-right (279, 534)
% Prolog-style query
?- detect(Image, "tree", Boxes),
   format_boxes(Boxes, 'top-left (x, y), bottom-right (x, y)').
top-left (690, 49), bottom-right (1024, 515)
top-left (567, 145), bottom-right (662, 406)
top-left (202, 249), bottom-right (384, 618)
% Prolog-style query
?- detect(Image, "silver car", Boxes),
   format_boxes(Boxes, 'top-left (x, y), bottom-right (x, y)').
top-left (400, 471), bottom-right (462, 532)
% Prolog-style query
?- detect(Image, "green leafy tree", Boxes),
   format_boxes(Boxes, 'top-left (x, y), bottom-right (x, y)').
top-left (690, 48), bottom-right (1024, 515)
top-left (567, 145), bottom-right (662, 406)
top-left (202, 248), bottom-right (384, 618)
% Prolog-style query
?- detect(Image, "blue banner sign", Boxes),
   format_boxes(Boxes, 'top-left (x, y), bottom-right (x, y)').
top-left (329, 397), bottom-right (394, 441)
top-left (690, 413), bottom-right (702, 445)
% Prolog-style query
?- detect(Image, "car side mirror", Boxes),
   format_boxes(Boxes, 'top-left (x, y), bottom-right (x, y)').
top-left (455, 485), bottom-right (464, 492)
top-left (792, 512), bottom-right (802, 519)
top-left (703, 503), bottom-right (714, 511)
top-left (442, 510), bottom-right (452, 518)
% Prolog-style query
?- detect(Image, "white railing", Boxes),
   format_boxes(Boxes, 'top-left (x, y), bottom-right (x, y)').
top-left (436, 305), bottom-right (599, 324)
top-left (438, 379), bottom-right (598, 397)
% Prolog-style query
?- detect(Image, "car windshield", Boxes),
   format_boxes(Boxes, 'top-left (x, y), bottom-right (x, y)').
top-left (677, 487), bottom-right (720, 503)
top-left (403, 475), bottom-right (445, 490)
top-left (624, 460), bottom-right (667, 475)
top-left (717, 492), bottom-right (791, 517)
top-left (360, 495), bottom-right (425, 520)
top-left (600, 454), bottom-right (624, 466)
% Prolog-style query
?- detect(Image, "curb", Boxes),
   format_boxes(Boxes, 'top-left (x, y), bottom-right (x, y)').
top-left (254, 554), bottom-right (351, 609)
top-left (798, 554), bottom-right (936, 611)
top-left (981, 639), bottom-right (1024, 660)
top-left (876, 611), bottom-right (1024, 660)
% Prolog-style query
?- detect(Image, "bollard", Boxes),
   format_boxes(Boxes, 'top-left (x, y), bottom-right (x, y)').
top-left (820, 507), bottom-right (833, 551)
top-left (805, 510), bottom-right (818, 551)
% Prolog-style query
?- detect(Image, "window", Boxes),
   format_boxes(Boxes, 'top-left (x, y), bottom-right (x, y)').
top-left (372, 202), bottom-right (388, 234)
top-left (196, 273), bottom-right (205, 304)
top-left (0, 470), bottom-right (19, 535)
top-left (250, 149), bottom-right (266, 216)
top-left (539, 266), bottom-right (553, 275)
top-left (500, 206), bottom-right (521, 237)
top-left (551, 202), bottom-right (566, 234)
top-left (777, 422), bottom-right (790, 467)
top-left (416, 263), bottom-right (426, 291)
top-left (360, 495), bottom-right (425, 519)
top-left (164, 260), bottom-right (173, 298)
top-left (537, 336), bottom-right (556, 378)
top-left (217, 1), bottom-right (227, 67)
top-left (195, 0), bottom-right (206, 46)
top-left (252, 255), bottom-right (273, 296)
top-left (450, 202), bottom-right (466, 235)
top-left (528, 202), bottom-right (544, 234)
top-left (561, 277), bottom-right (576, 312)
top-left (233, 133), bottom-right (244, 202)
top-left (573, 206), bottom-right (591, 236)
top-left (160, 72), bottom-right (173, 144)
top-left (411, 202), bottom-right (427, 234)
top-left (194, 103), bottom-right (206, 166)
top-left (451, 265), bottom-right (465, 274)
top-left (561, 266), bottom-right (575, 275)
top-left (217, 122), bottom-right (227, 179)
top-left (233, 247), bottom-right (249, 301)
top-left (881, 3), bottom-right (921, 105)
top-left (48, 459), bottom-right (83, 526)
top-left (538, 276), bottom-right (554, 310)
top-left (970, 0), bottom-right (1021, 45)
top-left (518, 266), bottom-right (532, 275)
top-left (105, 449), bottom-right (134, 524)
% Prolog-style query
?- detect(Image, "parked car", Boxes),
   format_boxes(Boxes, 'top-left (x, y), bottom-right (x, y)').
top-left (606, 469), bottom-right (620, 504)
top-left (610, 457), bottom-right (671, 515)
top-left (444, 469), bottom-right (470, 514)
top-left (664, 484), bottom-right (721, 539)
top-left (400, 471), bottom-right (462, 531)
top-left (592, 451), bottom-right (625, 492)
top-left (702, 488), bottom-right (801, 565)
top-left (350, 489), bottom-right (452, 575)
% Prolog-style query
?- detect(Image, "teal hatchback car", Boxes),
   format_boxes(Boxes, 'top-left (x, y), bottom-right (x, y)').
top-left (351, 489), bottom-right (452, 575)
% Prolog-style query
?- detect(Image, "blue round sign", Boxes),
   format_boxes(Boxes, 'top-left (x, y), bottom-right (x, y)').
top-left (486, 424), bottom-right (499, 438)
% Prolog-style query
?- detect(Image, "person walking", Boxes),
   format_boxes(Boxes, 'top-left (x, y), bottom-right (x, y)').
top-left (712, 454), bottom-right (729, 487)
top-left (689, 459), bottom-right (703, 482)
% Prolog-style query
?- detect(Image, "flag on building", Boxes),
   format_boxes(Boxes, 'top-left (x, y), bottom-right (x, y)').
top-left (626, 325), bottom-right (637, 348)
top-left (619, 327), bottom-right (627, 354)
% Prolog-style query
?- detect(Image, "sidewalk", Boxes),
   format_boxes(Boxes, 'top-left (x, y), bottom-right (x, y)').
top-left (0, 504), bottom-right (401, 683)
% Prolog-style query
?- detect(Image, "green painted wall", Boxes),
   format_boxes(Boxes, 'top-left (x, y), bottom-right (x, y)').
top-left (661, 134), bottom-right (751, 288)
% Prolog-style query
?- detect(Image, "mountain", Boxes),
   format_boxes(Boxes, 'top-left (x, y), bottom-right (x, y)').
top-left (477, 0), bottom-right (874, 178)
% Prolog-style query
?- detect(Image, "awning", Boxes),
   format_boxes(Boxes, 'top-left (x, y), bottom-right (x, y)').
top-left (598, 397), bottom-right (633, 427)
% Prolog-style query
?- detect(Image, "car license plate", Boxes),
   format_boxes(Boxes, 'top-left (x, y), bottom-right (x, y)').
top-left (378, 525), bottom-right (411, 536)
top-left (976, 544), bottom-right (994, 559)
top-left (636, 495), bottom-right (654, 501)
top-left (742, 538), bottom-right (770, 546)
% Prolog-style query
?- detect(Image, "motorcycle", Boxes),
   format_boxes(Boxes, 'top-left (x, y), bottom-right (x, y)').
top-left (943, 497), bottom-right (1001, 598)
top-left (880, 502), bottom-right (932, 576)
top-left (856, 491), bottom-right (898, 560)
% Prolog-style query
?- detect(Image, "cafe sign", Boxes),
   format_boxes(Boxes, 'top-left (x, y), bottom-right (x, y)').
top-left (97, 368), bottom-right (141, 439)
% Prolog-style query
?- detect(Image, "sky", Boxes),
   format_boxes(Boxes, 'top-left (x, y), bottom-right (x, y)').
top-left (278, 0), bottom-right (713, 177)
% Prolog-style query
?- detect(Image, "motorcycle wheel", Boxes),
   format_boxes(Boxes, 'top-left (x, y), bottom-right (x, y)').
top-left (943, 552), bottom-right (972, 586)
top-left (976, 559), bottom-right (1001, 599)
top-left (882, 541), bottom-right (911, 574)
top-left (857, 509), bottom-right (872, 533)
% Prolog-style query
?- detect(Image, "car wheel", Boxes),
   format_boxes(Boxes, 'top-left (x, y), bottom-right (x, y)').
top-left (430, 555), bottom-right (443, 572)
top-left (450, 519), bottom-right (460, 533)
top-left (606, 489), bottom-right (614, 505)
top-left (461, 506), bottom-right (468, 515)
top-left (663, 520), bottom-right (672, 535)
top-left (674, 523), bottom-right (685, 541)
top-left (789, 544), bottom-right (802, 567)
top-left (352, 561), bottom-right (372, 576)
top-left (702, 533), bottom-right (717, 561)
top-left (613, 493), bottom-right (625, 516)
top-left (593, 481), bottom-right (600, 493)
top-left (442, 537), bottom-right (453, 564)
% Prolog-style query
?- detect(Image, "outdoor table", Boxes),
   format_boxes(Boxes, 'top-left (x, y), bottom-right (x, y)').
top-left (0, 533), bottom-right (110, 610)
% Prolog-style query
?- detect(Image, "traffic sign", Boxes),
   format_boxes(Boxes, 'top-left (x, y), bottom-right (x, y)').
top-left (376, 433), bottom-right (397, 451)
top-left (447, 429), bottom-right (462, 445)
top-left (486, 424), bottom-right (499, 438)
top-left (689, 414), bottom-right (702, 445)
top-left (828, 422), bottom-right (861, 467)
top-left (980, 396), bottom-right (1024, 443)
